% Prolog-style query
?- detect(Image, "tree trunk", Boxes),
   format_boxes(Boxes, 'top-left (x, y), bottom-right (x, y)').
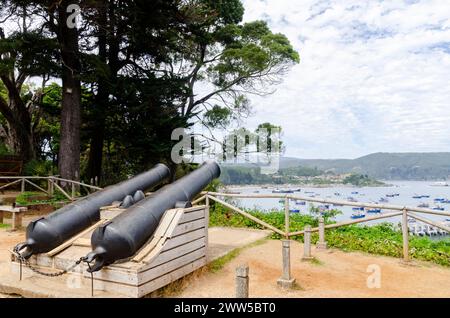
top-left (57, 1), bottom-right (81, 181)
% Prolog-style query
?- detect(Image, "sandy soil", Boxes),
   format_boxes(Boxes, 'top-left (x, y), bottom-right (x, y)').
top-left (178, 239), bottom-right (450, 298)
top-left (1, 226), bottom-right (450, 298)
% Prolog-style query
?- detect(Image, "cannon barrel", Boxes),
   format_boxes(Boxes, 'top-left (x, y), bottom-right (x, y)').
top-left (15, 164), bottom-right (171, 258)
top-left (86, 160), bottom-right (220, 272)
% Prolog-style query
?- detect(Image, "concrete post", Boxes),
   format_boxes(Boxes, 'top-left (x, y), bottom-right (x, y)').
top-left (21, 178), bottom-right (25, 193)
top-left (302, 225), bottom-right (313, 261)
top-left (317, 217), bottom-right (327, 249)
top-left (12, 211), bottom-right (23, 230)
top-left (402, 208), bottom-right (410, 263)
top-left (284, 196), bottom-right (290, 239)
top-left (277, 240), bottom-right (296, 288)
top-left (235, 265), bottom-right (249, 298)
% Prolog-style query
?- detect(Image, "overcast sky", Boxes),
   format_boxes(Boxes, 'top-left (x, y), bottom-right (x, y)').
top-left (240, 0), bottom-right (450, 159)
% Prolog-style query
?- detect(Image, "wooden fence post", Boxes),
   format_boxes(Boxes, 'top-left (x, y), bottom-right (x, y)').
top-left (48, 178), bottom-right (54, 197)
top-left (235, 264), bottom-right (249, 298)
top-left (302, 225), bottom-right (313, 261)
top-left (277, 240), bottom-right (296, 288)
top-left (317, 217), bottom-right (327, 249)
top-left (284, 196), bottom-right (290, 239)
top-left (21, 178), bottom-right (25, 193)
top-left (402, 208), bottom-right (410, 263)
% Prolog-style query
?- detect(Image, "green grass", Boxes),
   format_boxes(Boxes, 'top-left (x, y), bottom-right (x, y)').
top-left (209, 205), bottom-right (450, 267)
top-left (208, 238), bottom-right (268, 273)
top-left (0, 223), bottom-right (10, 229)
top-left (15, 191), bottom-right (70, 207)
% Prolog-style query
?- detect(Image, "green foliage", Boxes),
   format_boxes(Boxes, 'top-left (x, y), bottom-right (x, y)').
top-left (23, 160), bottom-right (54, 176)
top-left (210, 205), bottom-right (450, 267)
top-left (343, 174), bottom-right (383, 186)
top-left (16, 191), bottom-right (69, 206)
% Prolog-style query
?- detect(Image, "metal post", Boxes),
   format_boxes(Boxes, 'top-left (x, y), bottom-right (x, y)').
top-left (284, 196), bottom-right (290, 239)
top-left (317, 217), bottom-right (327, 249)
top-left (402, 208), bottom-right (410, 263)
top-left (21, 178), bottom-right (25, 193)
top-left (235, 265), bottom-right (249, 298)
top-left (302, 225), bottom-right (313, 260)
top-left (277, 240), bottom-right (295, 288)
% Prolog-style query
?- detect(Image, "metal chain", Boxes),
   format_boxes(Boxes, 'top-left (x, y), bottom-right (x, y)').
top-left (13, 246), bottom-right (86, 278)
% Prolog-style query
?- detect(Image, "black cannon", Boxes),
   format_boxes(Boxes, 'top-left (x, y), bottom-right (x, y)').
top-left (15, 164), bottom-right (171, 258)
top-left (85, 160), bottom-right (221, 272)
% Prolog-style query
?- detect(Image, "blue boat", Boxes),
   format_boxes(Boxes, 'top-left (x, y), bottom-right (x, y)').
top-left (434, 198), bottom-right (445, 202)
top-left (290, 209), bottom-right (300, 213)
top-left (412, 195), bottom-right (422, 199)
top-left (442, 199), bottom-right (450, 204)
top-left (351, 212), bottom-right (365, 219)
top-left (432, 206), bottom-right (445, 211)
top-left (351, 191), bottom-right (359, 195)
top-left (352, 207), bottom-right (364, 211)
top-left (367, 208), bottom-right (381, 213)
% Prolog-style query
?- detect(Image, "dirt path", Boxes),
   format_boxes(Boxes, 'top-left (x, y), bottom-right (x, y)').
top-left (178, 239), bottom-right (450, 298)
top-left (1, 226), bottom-right (450, 298)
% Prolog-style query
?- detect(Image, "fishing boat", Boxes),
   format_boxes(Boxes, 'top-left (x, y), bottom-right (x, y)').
top-left (333, 203), bottom-right (343, 207)
top-left (292, 188), bottom-right (302, 192)
top-left (334, 192), bottom-right (340, 196)
top-left (412, 194), bottom-right (423, 199)
top-left (432, 206), bottom-right (445, 211)
top-left (352, 207), bottom-right (364, 211)
top-left (379, 197), bottom-right (389, 203)
top-left (351, 191), bottom-right (359, 195)
top-left (295, 201), bottom-right (306, 206)
top-left (304, 191), bottom-right (314, 194)
top-left (434, 198), bottom-right (446, 202)
top-left (347, 196), bottom-right (357, 202)
top-left (366, 208), bottom-right (381, 213)
top-left (253, 190), bottom-right (260, 193)
top-left (417, 203), bottom-right (430, 208)
top-left (442, 199), bottom-right (450, 204)
top-left (386, 194), bottom-right (395, 198)
top-left (289, 209), bottom-right (300, 213)
top-left (431, 182), bottom-right (449, 187)
top-left (351, 211), bottom-right (365, 219)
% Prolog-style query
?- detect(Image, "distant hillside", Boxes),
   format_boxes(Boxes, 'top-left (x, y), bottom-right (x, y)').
top-left (280, 152), bottom-right (450, 180)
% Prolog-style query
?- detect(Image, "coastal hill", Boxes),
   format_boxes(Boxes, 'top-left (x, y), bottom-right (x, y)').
top-left (281, 152), bottom-right (450, 180)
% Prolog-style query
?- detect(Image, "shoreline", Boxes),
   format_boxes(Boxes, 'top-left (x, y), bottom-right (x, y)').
top-left (224, 183), bottom-right (391, 190)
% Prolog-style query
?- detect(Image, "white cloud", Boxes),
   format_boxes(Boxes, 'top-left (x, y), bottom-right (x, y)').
top-left (240, 0), bottom-right (450, 159)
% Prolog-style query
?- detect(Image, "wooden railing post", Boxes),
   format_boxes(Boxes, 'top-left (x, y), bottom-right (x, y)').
top-left (302, 225), bottom-right (313, 261)
top-left (277, 240), bottom-right (295, 288)
top-left (402, 208), bottom-right (410, 263)
top-left (317, 217), bottom-right (327, 249)
top-left (48, 178), bottom-right (54, 197)
top-left (21, 178), bottom-right (25, 193)
top-left (284, 196), bottom-right (290, 239)
top-left (235, 264), bottom-right (249, 298)
top-left (71, 182), bottom-right (76, 199)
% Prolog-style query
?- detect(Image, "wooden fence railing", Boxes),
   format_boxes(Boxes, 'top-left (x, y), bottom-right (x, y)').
top-left (0, 176), bottom-right (102, 201)
top-left (198, 191), bottom-right (450, 263)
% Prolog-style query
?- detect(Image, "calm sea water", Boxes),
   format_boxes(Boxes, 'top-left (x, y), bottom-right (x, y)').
top-left (227, 181), bottom-right (450, 227)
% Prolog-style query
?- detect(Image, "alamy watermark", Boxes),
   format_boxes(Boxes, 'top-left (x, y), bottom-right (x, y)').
top-left (171, 127), bottom-right (282, 174)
